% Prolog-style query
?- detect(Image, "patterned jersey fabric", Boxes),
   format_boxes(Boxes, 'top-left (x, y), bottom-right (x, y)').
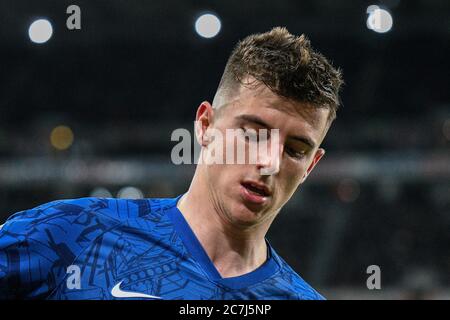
top-left (0, 195), bottom-right (324, 300)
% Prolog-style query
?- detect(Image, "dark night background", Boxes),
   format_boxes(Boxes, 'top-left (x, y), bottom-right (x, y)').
top-left (0, 0), bottom-right (449, 299)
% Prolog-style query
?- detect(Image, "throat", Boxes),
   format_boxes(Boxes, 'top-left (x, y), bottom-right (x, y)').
top-left (176, 191), bottom-right (269, 278)
top-left (208, 240), bottom-right (269, 278)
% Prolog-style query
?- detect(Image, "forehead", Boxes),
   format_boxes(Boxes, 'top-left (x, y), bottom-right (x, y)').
top-left (222, 83), bottom-right (330, 142)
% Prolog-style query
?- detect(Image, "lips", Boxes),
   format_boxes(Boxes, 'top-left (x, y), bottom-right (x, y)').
top-left (240, 180), bottom-right (272, 205)
top-left (241, 181), bottom-right (271, 197)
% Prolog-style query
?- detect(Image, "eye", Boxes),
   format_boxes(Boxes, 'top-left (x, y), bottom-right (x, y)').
top-left (285, 146), bottom-right (306, 160)
top-left (240, 127), bottom-right (261, 143)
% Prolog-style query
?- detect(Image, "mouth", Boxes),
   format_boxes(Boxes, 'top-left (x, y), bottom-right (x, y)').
top-left (240, 180), bottom-right (272, 205)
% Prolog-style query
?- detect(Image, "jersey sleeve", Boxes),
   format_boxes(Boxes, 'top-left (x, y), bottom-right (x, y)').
top-left (0, 201), bottom-right (64, 299)
top-left (0, 198), bottom-right (116, 299)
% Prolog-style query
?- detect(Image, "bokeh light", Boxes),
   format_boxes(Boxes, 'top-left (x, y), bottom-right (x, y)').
top-left (50, 125), bottom-right (74, 150)
top-left (337, 178), bottom-right (361, 203)
top-left (367, 6), bottom-right (393, 33)
top-left (195, 13), bottom-right (221, 38)
top-left (117, 186), bottom-right (144, 199)
top-left (28, 19), bottom-right (53, 44)
top-left (90, 187), bottom-right (113, 198)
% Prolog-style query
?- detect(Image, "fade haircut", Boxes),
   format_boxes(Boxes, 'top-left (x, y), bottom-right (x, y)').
top-left (213, 27), bottom-right (343, 124)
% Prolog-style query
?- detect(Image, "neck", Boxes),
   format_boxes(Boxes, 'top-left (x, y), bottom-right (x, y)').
top-left (177, 172), bottom-right (272, 278)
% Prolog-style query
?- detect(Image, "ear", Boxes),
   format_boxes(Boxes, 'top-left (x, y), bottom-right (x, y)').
top-left (195, 101), bottom-right (214, 147)
top-left (300, 148), bottom-right (325, 184)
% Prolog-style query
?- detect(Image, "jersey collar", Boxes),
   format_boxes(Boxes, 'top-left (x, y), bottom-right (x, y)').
top-left (166, 195), bottom-right (280, 290)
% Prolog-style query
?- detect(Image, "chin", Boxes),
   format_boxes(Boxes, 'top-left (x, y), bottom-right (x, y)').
top-left (227, 201), bottom-right (267, 227)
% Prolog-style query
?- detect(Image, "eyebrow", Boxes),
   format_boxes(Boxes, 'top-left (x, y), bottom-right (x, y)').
top-left (236, 114), bottom-right (317, 149)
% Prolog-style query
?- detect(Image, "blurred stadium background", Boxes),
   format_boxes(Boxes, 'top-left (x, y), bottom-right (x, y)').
top-left (0, 0), bottom-right (449, 299)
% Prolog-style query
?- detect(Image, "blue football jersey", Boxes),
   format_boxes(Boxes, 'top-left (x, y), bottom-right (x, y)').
top-left (0, 195), bottom-right (324, 300)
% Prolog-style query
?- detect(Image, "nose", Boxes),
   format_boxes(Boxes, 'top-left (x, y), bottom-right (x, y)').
top-left (257, 130), bottom-right (282, 176)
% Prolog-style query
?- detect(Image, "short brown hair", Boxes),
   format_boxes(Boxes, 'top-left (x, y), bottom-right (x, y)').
top-left (215, 27), bottom-right (343, 123)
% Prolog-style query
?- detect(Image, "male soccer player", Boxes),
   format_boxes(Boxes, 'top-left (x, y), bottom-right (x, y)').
top-left (0, 27), bottom-right (342, 299)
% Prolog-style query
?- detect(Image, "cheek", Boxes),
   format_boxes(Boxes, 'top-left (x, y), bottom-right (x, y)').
top-left (278, 163), bottom-right (306, 195)
top-left (207, 162), bottom-right (238, 189)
